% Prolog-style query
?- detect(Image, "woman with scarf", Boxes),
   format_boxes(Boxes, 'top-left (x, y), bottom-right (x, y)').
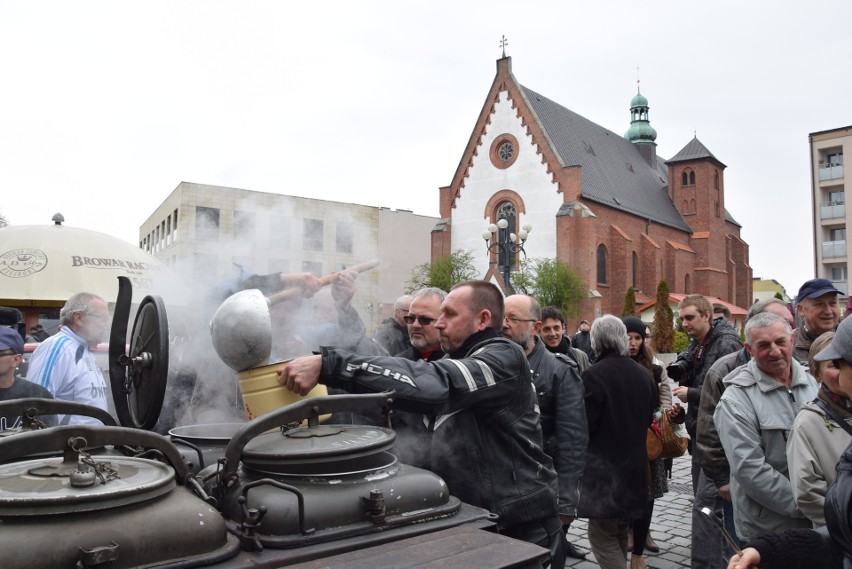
top-left (729, 318), bottom-right (852, 569)
top-left (623, 317), bottom-right (684, 569)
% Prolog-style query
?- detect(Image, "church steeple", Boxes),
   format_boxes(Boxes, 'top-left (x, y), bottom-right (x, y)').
top-left (625, 82), bottom-right (658, 166)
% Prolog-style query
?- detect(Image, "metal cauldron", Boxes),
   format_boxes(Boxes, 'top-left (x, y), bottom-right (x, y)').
top-left (0, 425), bottom-right (240, 568)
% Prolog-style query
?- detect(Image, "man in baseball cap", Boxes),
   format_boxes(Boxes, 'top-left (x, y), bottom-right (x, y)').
top-left (795, 278), bottom-right (842, 366)
top-left (0, 327), bottom-right (54, 431)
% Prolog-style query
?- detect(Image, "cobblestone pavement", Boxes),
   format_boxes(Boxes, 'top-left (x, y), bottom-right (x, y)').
top-left (564, 453), bottom-right (696, 569)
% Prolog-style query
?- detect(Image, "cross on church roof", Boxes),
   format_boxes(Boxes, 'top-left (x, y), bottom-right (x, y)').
top-left (500, 35), bottom-right (508, 58)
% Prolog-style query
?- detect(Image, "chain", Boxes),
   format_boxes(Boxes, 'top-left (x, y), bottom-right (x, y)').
top-left (68, 437), bottom-right (120, 485)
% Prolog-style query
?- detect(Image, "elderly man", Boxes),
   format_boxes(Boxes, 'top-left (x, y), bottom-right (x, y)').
top-left (793, 277), bottom-right (841, 366)
top-left (372, 294), bottom-right (413, 356)
top-left (503, 295), bottom-right (589, 560)
top-left (279, 280), bottom-right (565, 568)
top-left (0, 327), bottom-right (54, 431)
top-left (694, 299), bottom-right (796, 567)
top-left (714, 312), bottom-right (818, 542)
top-left (26, 292), bottom-right (111, 425)
top-left (391, 287), bottom-right (446, 467)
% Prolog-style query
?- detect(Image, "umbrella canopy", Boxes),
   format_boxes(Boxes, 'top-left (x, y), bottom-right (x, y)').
top-left (0, 222), bottom-right (190, 307)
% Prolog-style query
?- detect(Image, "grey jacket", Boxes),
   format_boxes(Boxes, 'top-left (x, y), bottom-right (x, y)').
top-left (695, 348), bottom-right (750, 486)
top-left (527, 337), bottom-right (588, 517)
top-left (714, 358), bottom-right (818, 541)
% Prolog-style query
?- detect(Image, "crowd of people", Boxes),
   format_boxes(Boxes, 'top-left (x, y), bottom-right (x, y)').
top-left (4, 272), bottom-right (852, 569)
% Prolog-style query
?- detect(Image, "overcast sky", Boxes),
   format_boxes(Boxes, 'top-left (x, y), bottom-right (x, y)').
top-left (1, 1), bottom-right (849, 299)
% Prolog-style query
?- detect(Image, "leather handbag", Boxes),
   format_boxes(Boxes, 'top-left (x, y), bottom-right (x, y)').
top-left (646, 423), bottom-right (662, 461)
top-left (658, 410), bottom-right (688, 459)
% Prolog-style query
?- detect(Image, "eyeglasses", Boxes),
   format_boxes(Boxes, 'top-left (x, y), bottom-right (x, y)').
top-left (403, 315), bottom-right (437, 326)
top-left (504, 316), bottom-right (536, 324)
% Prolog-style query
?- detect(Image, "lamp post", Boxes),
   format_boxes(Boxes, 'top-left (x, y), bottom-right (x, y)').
top-left (482, 218), bottom-right (532, 293)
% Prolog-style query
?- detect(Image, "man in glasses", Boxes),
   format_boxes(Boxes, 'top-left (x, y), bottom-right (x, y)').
top-left (503, 295), bottom-right (589, 560)
top-left (280, 280), bottom-right (565, 568)
top-left (26, 292), bottom-right (112, 425)
top-left (0, 327), bottom-right (54, 431)
top-left (391, 287), bottom-right (447, 467)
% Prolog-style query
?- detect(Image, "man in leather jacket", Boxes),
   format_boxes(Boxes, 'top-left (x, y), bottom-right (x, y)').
top-left (280, 280), bottom-right (565, 568)
top-left (503, 295), bottom-right (588, 560)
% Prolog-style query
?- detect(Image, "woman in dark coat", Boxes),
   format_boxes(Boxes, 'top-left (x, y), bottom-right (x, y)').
top-left (577, 315), bottom-right (657, 569)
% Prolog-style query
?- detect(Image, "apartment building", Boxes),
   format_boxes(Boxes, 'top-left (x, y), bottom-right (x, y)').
top-left (810, 126), bottom-right (852, 298)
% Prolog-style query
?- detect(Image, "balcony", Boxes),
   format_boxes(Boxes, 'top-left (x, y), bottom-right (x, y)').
top-left (820, 164), bottom-right (844, 181)
top-left (832, 280), bottom-right (848, 295)
top-left (823, 240), bottom-right (847, 259)
top-left (821, 201), bottom-right (846, 220)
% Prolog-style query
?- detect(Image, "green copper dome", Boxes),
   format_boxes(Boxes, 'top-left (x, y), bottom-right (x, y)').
top-left (630, 92), bottom-right (648, 108)
top-left (625, 87), bottom-right (657, 144)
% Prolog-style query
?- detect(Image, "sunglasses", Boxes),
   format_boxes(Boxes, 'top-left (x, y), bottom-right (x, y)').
top-left (403, 315), bottom-right (437, 326)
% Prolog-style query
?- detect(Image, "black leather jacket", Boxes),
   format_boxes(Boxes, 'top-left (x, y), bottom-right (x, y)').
top-left (527, 337), bottom-right (587, 518)
top-left (319, 329), bottom-right (559, 530)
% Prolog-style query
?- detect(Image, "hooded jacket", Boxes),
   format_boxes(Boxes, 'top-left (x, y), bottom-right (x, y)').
top-left (787, 388), bottom-right (852, 527)
top-left (319, 329), bottom-right (559, 531)
top-left (714, 357), bottom-right (818, 541)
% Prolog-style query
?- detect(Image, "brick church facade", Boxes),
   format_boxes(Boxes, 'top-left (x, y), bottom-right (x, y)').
top-left (431, 57), bottom-right (751, 322)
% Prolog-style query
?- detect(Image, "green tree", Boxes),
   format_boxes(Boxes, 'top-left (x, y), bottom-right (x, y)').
top-left (406, 250), bottom-right (479, 293)
top-left (651, 279), bottom-right (674, 353)
top-left (673, 330), bottom-right (690, 353)
top-left (513, 258), bottom-right (587, 317)
top-left (622, 287), bottom-right (636, 317)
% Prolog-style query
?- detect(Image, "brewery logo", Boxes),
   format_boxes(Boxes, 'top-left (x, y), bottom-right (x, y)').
top-left (0, 248), bottom-right (48, 278)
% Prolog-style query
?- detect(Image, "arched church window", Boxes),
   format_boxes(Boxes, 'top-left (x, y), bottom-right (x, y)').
top-left (681, 172), bottom-right (688, 186)
top-left (632, 252), bottom-right (638, 289)
top-left (597, 244), bottom-right (607, 285)
top-left (495, 201), bottom-right (518, 272)
top-left (689, 171), bottom-right (696, 185)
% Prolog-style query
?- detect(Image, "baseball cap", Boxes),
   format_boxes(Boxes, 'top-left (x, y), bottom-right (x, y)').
top-left (815, 317), bottom-right (852, 364)
top-left (798, 278), bottom-right (842, 300)
top-left (0, 327), bottom-right (24, 355)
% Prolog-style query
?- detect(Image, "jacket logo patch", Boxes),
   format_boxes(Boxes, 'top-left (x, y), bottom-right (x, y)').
top-left (346, 362), bottom-right (418, 389)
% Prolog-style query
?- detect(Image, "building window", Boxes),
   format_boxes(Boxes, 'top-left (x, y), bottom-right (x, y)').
top-left (303, 219), bottom-right (324, 251)
top-left (689, 171), bottom-right (696, 185)
top-left (233, 211), bottom-right (255, 240)
top-left (336, 221), bottom-right (353, 254)
top-left (830, 228), bottom-right (846, 242)
top-left (489, 134), bottom-right (520, 169)
top-left (596, 244), bottom-right (607, 285)
top-left (196, 207), bottom-right (220, 241)
top-left (829, 191), bottom-right (846, 205)
top-left (269, 215), bottom-right (290, 248)
top-left (681, 172), bottom-right (688, 186)
top-left (632, 252), bottom-right (638, 288)
top-left (268, 259), bottom-right (289, 273)
top-left (302, 260), bottom-right (322, 276)
top-left (495, 201), bottom-right (518, 272)
top-left (714, 171), bottom-right (720, 189)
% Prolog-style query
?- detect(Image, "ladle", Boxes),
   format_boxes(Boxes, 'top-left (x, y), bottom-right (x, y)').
top-left (210, 260), bottom-right (379, 371)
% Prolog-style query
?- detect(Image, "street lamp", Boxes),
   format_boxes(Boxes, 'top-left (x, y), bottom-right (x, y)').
top-left (482, 218), bottom-right (532, 293)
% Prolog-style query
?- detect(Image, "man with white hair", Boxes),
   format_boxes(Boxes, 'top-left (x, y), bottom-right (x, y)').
top-left (26, 292), bottom-right (111, 425)
top-left (373, 294), bottom-right (413, 356)
top-left (714, 312), bottom-right (818, 541)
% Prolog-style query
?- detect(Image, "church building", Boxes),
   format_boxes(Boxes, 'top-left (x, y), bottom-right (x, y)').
top-left (432, 57), bottom-right (751, 321)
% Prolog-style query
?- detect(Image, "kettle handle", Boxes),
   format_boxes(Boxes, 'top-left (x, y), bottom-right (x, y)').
top-left (219, 392), bottom-right (395, 483)
top-left (0, 425), bottom-right (191, 484)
